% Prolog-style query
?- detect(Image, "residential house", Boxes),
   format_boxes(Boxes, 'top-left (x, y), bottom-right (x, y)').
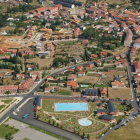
top-left (90, 54), bottom-right (98, 59)
top-left (99, 115), bottom-right (116, 123)
top-left (19, 49), bottom-right (34, 57)
top-left (68, 68), bottom-right (74, 73)
top-left (44, 87), bottom-right (54, 93)
top-left (83, 89), bottom-right (98, 97)
top-left (130, 47), bottom-right (137, 57)
top-left (100, 87), bottom-right (107, 98)
top-left (26, 65), bottom-right (34, 71)
top-left (66, 81), bottom-right (78, 88)
top-left (76, 71), bottom-right (85, 76)
top-left (111, 78), bottom-right (125, 88)
top-left (30, 71), bottom-right (42, 80)
top-left (137, 85), bottom-right (140, 93)
top-left (18, 78), bottom-right (34, 92)
top-left (99, 51), bottom-right (108, 57)
top-left (85, 63), bottom-right (94, 68)
top-left (67, 74), bottom-right (76, 81)
top-left (76, 65), bottom-right (83, 71)
top-left (47, 76), bottom-right (54, 80)
top-left (0, 85), bottom-right (18, 94)
top-left (114, 55), bottom-right (120, 60)
top-left (134, 61), bottom-right (140, 72)
top-left (134, 75), bottom-right (140, 84)
top-left (133, 38), bottom-right (140, 49)
top-left (73, 56), bottom-right (82, 63)
top-left (16, 74), bottom-right (25, 79)
top-left (97, 103), bottom-right (118, 115)
top-left (94, 59), bottom-right (101, 66)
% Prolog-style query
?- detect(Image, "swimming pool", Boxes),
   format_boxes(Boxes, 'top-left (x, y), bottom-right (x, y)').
top-left (81, 85), bottom-right (89, 87)
top-left (55, 102), bottom-right (89, 112)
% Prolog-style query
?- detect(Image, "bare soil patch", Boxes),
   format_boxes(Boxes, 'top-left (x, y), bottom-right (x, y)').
top-left (108, 88), bottom-right (132, 100)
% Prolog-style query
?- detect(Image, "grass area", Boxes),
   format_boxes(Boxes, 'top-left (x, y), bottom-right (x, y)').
top-left (29, 124), bottom-right (68, 140)
top-left (23, 138), bottom-right (30, 140)
top-left (108, 88), bottom-right (132, 100)
top-left (114, 103), bottom-right (127, 112)
top-left (61, 41), bottom-right (78, 45)
top-left (0, 53), bottom-right (11, 57)
top-left (0, 105), bottom-right (5, 110)
top-left (77, 76), bottom-right (99, 84)
top-left (94, 84), bottom-right (109, 87)
top-left (114, 115), bottom-right (125, 122)
top-left (104, 116), bottom-right (140, 140)
top-left (0, 124), bottom-right (19, 138)
top-left (58, 90), bottom-right (71, 95)
top-left (1, 99), bottom-right (12, 104)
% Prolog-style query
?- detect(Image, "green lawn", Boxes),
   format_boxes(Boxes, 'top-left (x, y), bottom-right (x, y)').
top-left (1, 99), bottom-right (13, 104)
top-left (23, 138), bottom-right (30, 140)
top-left (0, 124), bottom-right (19, 138)
top-left (115, 115), bottom-right (125, 122)
top-left (0, 53), bottom-right (11, 57)
top-left (58, 90), bottom-right (71, 95)
top-left (114, 103), bottom-right (127, 112)
top-left (0, 105), bottom-right (5, 110)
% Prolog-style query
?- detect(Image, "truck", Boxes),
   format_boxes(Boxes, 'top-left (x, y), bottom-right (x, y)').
top-left (22, 114), bottom-right (29, 119)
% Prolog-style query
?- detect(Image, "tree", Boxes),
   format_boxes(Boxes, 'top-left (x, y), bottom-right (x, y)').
top-left (36, 115), bottom-right (39, 119)
top-left (128, 104), bottom-right (133, 110)
top-left (6, 91), bottom-right (10, 95)
top-left (53, 58), bottom-right (64, 68)
top-left (83, 132), bottom-right (85, 137)
top-left (123, 101), bottom-right (127, 105)
top-left (50, 25), bottom-right (56, 31)
top-left (87, 134), bottom-right (90, 139)
top-left (52, 121), bottom-right (55, 125)
top-left (135, 57), bottom-right (139, 61)
top-left (41, 55), bottom-right (45, 59)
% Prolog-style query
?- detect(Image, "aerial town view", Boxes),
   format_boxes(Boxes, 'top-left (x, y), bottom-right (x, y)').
top-left (0, 0), bottom-right (140, 139)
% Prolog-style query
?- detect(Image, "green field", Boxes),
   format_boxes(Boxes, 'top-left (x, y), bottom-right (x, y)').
top-left (0, 105), bottom-right (5, 110)
top-left (0, 124), bottom-right (19, 138)
top-left (1, 99), bottom-right (13, 104)
top-left (58, 90), bottom-right (71, 95)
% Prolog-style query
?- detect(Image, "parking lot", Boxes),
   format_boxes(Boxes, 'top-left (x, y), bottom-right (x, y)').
top-left (5, 119), bottom-right (57, 140)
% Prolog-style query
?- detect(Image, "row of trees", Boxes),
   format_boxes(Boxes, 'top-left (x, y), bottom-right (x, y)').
top-left (7, 4), bottom-right (37, 13)
top-left (0, 14), bottom-right (9, 28)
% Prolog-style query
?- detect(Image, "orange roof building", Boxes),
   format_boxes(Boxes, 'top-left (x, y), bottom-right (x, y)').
top-left (66, 81), bottom-right (78, 88)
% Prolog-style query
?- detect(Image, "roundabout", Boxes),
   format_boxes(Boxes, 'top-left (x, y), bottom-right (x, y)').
top-left (79, 119), bottom-right (92, 126)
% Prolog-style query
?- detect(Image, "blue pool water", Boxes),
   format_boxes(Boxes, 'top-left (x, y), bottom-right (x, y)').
top-left (87, 51), bottom-right (91, 54)
top-left (55, 103), bottom-right (88, 111)
top-left (79, 119), bottom-right (92, 126)
top-left (81, 85), bottom-right (89, 87)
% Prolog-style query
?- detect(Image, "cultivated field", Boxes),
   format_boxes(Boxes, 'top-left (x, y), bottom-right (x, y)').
top-left (108, 88), bottom-right (132, 100)
top-left (104, 116), bottom-right (140, 140)
top-left (26, 57), bottom-right (53, 69)
top-left (77, 76), bottom-right (99, 84)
